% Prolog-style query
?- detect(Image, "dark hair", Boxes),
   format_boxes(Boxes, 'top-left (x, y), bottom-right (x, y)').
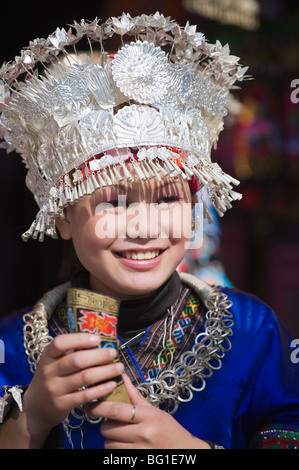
top-left (60, 239), bottom-right (87, 282)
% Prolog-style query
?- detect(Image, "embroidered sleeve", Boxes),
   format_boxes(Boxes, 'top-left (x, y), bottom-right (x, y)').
top-left (257, 424), bottom-right (299, 449)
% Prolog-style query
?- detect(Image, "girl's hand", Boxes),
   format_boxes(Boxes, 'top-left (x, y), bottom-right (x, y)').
top-left (84, 374), bottom-right (210, 449)
top-left (23, 333), bottom-right (123, 442)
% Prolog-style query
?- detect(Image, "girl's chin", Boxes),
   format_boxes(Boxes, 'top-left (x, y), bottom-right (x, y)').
top-left (89, 270), bottom-right (169, 300)
top-left (115, 279), bottom-right (167, 300)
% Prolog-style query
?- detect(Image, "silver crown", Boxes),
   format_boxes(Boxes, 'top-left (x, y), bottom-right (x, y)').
top-left (0, 13), bottom-right (248, 241)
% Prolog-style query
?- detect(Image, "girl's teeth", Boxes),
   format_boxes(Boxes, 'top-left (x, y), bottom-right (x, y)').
top-left (122, 250), bottom-right (160, 260)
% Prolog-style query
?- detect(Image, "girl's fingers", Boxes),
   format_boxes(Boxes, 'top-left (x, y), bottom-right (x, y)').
top-left (57, 361), bottom-right (124, 395)
top-left (85, 399), bottom-right (144, 425)
top-left (83, 375), bottom-right (151, 422)
top-left (122, 373), bottom-right (150, 406)
top-left (65, 380), bottom-right (119, 409)
top-left (39, 333), bottom-right (125, 396)
top-left (45, 332), bottom-right (101, 359)
top-left (55, 346), bottom-right (118, 376)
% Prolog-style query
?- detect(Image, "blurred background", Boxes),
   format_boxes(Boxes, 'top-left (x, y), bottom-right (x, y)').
top-left (0, 0), bottom-right (298, 336)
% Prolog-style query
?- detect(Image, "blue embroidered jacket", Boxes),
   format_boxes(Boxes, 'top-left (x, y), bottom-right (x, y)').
top-left (0, 287), bottom-right (299, 449)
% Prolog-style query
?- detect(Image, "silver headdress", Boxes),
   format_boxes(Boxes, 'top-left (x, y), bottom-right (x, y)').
top-left (0, 13), bottom-right (248, 241)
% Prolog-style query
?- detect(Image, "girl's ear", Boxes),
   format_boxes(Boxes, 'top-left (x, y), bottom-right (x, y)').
top-left (191, 192), bottom-right (198, 208)
top-left (55, 209), bottom-right (72, 240)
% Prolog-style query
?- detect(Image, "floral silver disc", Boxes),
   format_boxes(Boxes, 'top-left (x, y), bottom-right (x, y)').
top-left (112, 41), bottom-right (170, 104)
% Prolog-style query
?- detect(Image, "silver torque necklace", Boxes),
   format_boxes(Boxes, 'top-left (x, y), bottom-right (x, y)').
top-left (133, 287), bottom-right (233, 415)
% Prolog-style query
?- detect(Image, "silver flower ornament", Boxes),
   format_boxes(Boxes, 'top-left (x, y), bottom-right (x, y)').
top-left (48, 28), bottom-right (68, 49)
top-left (111, 13), bottom-right (135, 35)
top-left (112, 41), bottom-right (171, 104)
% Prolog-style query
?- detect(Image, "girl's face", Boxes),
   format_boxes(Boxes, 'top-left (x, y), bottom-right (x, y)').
top-left (57, 164), bottom-right (194, 300)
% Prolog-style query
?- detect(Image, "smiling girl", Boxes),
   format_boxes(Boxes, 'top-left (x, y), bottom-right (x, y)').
top-left (59, 161), bottom-right (194, 300)
top-left (0, 14), bottom-right (298, 450)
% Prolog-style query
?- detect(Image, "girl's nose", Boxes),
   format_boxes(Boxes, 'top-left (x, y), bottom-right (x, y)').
top-left (126, 202), bottom-right (159, 240)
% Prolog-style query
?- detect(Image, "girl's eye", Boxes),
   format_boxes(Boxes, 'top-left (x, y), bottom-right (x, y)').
top-left (95, 198), bottom-right (127, 214)
top-left (156, 196), bottom-right (179, 205)
top-left (109, 200), bottom-right (125, 208)
top-left (107, 195), bottom-right (128, 208)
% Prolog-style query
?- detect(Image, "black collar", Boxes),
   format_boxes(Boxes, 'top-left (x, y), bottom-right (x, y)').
top-left (118, 272), bottom-right (181, 337)
top-left (71, 269), bottom-right (181, 338)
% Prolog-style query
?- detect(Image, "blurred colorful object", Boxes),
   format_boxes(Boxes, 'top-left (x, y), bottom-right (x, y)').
top-left (182, 0), bottom-right (260, 30)
top-left (232, 83), bottom-right (283, 181)
top-left (178, 187), bottom-right (233, 287)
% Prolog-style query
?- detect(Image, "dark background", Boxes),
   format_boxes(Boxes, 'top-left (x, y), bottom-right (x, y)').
top-left (0, 0), bottom-right (298, 336)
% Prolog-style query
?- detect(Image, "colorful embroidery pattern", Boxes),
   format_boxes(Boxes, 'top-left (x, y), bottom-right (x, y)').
top-left (144, 294), bottom-right (201, 381)
top-left (260, 424), bottom-right (299, 449)
top-left (53, 306), bottom-right (69, 333)
top-left (76, 309), bottom-right (117, 336)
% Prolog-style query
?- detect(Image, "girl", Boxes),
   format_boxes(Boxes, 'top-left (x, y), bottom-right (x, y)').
top-left (0, 13), bottom-right (298, 449)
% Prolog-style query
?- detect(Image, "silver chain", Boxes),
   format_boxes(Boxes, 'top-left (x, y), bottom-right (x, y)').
top-left (136, 289), bottom-right (233, 414)
top-left (23, 303), bottom-right (53, 373)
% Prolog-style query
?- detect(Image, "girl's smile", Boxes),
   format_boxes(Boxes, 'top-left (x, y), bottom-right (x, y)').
top-left (113, 248), bottom-right (165, 269)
